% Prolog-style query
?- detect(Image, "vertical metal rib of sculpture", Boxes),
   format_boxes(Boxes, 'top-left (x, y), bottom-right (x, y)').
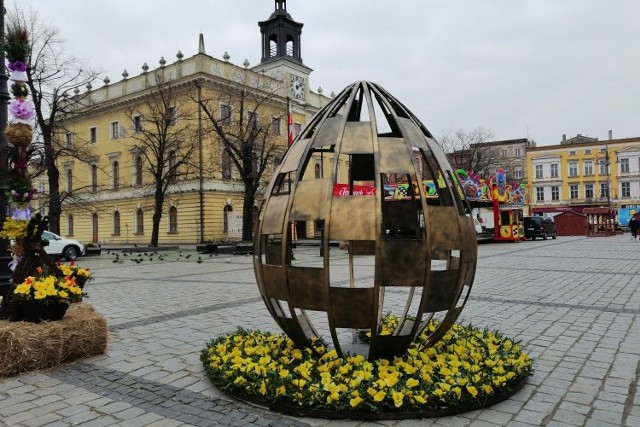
top-left (254, 81), bottom-right (477, 360)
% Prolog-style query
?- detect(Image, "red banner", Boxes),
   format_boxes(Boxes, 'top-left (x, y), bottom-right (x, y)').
top-left (333, 183), bottom-right (376, 196)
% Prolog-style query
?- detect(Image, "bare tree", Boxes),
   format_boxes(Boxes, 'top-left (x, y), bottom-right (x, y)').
top-left (124, 73), bottom-right (199, 247)
top-left (8, 6), bottom-right (100, 234)
top-left (197, 75), bottom-right (285, 241)
top-left (439, 127), bottom-right (498, 177)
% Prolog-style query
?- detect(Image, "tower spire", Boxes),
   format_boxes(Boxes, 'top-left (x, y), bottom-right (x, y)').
top-left (198, 33), bottom-right (206, 54)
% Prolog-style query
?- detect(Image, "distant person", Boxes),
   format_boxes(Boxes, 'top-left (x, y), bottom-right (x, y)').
top-left (629, 217), bottom-right (639, 240)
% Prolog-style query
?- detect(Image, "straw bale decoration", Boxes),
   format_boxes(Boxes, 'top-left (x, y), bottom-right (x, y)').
top-left (0, 20), bottom-right (107, 376)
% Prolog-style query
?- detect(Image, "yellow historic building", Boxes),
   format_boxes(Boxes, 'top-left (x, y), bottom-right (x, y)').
top-left (56, 1), bottom-right (332, 245)
top-left (526, 133), bottom-right (640, 219)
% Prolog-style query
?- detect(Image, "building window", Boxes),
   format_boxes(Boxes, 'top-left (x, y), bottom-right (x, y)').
top-left (223, 205), bottom-right (233, 233)
top-left (110, 121), bottom-right (120, 139)
top-left (133, 115), bottom-right (143, 132)
top-left (599, 161), bottom-right (609, 176)
top-left (569, 150), bottom-right (576, 156)
top-left (113, 211), bottom-right (121, 235)
top-left (91, 164), bottom-right (98, 192)
top-left (570, 184), bottom-right (579, 199)
top-left (220, 104), bottom-right (232, 125)
top-left (584, 149), bottom-right (591, 155)
top-left (536, 187), bottom-right (544, 202)
top-left (136, 208), bottom-right (144, 234)
top-left (112, 161), bottom-right (120, 189)
top-left (568, 161), bottom-right (578, 177)
top-left (620, 158), bottom-right (629, 173)
top-left (271, 117), bottom-right (281, 135)
top-left (165, 106), bottom-right (177, 126)
top-left (514, 148), bottom-right (521, 157)
top-left (168, 206), bottom-right (178, 233)
top-left (65, 132), bottom-right (73, 148)
top-left (535, 165), bottom-right (543, 179)
top-left (293, 123), bottom-right (302, 137)
top-left (621, 182), bottom-right (631, 198)
top-left (248, 111), bottom-right (258, 130)
top-left (514, 168), bottom-right (523, 179)
top-left (167, 150), bottom-right (177, 184)
top-left (551, 186), bottom-right (559, 201)
top-left (67, 214), bottom-right (74, 236)
top-left (550, 164), bottom-right (559, 178)
top-left (135, 155), bottom-right (144, 186)
top-left (584, 161), bottom-right (593, 176)
top-left (585, 184), bottom-right (594, 199)
top-left (501, 149), bottom-right (507, 157)
top-left (600, 183), bottom-right (609, 199)
top-left (221, 149), bottom-right (232, 180)
top-left (67, 169), bottom-right (73, 193)
top-left (90, 127), bottom-right (97, 144)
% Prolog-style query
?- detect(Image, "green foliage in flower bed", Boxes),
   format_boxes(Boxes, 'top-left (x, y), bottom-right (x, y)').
top-left (201, 321), bottom-right (533, 415)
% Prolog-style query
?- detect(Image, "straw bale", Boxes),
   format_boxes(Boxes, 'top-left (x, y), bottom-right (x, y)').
top-left (0, 302), bottom-right (108, 377)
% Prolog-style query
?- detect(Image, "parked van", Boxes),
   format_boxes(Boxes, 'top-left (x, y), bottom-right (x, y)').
top-left (524, 216), bottom-right (557, 240)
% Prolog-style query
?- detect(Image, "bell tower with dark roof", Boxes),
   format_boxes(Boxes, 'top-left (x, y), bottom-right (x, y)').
top-left (259, 0), bottom-right (304, 65)
top-left (254, 0), bottom-right (313, 103)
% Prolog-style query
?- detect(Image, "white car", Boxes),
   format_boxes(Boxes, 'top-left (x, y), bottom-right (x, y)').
top-left (42, 231), bottom-right (86, 261)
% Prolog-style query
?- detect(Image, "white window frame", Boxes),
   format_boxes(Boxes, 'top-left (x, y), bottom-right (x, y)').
top-left (110, 121), bottom-right (120, 139)
top-left (570, 184), bottom-right (579, 199)
top-left (584, 161), bottom-right (593, 176)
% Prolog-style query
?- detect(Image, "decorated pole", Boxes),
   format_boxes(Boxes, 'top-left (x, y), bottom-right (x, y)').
top-left (0, 1), bottom-right (13, 302)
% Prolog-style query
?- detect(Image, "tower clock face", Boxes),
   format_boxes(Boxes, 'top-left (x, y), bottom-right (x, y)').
top-left (290, 75), bottom-right (305, 100)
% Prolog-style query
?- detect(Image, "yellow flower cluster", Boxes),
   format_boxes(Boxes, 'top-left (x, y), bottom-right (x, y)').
top-left (59, 263), bottom-right (91, 278)
top-left (201, 322), bottom-right (533, 413)
top-left (13, 274), bottom-right (85, 304)
top-left (0, 217), bottom-right (28, 239)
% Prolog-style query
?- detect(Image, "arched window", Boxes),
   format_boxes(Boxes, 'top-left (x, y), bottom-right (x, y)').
top-left (314, 163), bottom-right (321, 179)
top-left (67, 214), bottom-right (74, 236)
top-left (221, 149), bottom-right (232, 180)
top-left (135, 156), bottom-right (143, 186)
top-left (223, 205), bottom-right (233, 233)
top-left (67, 169), bottom-right (73, 193)
top-left (168, 206), bottom-right (178, 233)
top-left (136, 208), bottom-right (144, 234)
top-left (112, 161), bottom-right (120, 189)
top-left (91, 164), bottom-right (98, 192)
top-left (113, 211), bottom-right (121, 235)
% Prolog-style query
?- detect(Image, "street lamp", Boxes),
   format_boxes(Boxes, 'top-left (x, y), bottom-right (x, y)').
top-left (596, 146), bottom-right (613, 208)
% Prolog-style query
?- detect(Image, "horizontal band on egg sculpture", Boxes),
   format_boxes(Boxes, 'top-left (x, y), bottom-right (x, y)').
top-left (253, 81), bottom-right (477, 361)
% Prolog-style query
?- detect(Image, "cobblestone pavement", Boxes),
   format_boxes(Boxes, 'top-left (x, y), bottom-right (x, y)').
top-left (1, 235), bottom-right (639, 426)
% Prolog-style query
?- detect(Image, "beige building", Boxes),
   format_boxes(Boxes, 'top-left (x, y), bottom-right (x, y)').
top-left (56, 2), bottom-right (331, 245)
top-left (526, 132), bottom-right (640, 221)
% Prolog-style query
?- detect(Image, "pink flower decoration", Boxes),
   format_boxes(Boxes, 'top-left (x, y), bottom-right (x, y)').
top-left (7, 61), bottom-right (27, 72)
top-left (9, 99), bottom-right (34, 120)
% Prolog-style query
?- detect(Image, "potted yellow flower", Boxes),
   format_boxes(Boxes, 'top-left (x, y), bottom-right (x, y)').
top-left (58, 262), bottom-right (92, 289)
top-left (11, 267), bottom-right (86, 323)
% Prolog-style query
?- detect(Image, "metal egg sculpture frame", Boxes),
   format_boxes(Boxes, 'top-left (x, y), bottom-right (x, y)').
top-left (254, 81), bottom-right (477, 360)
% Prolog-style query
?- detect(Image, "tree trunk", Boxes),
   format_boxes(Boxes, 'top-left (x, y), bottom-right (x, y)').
top-left (242, 189), bottom-right (255, 242)
top-left (47, 158), bottom-right (61, 235)
top-left (150, 191), bottom-right (163, 247)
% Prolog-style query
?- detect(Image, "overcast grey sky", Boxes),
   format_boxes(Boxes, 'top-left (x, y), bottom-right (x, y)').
top-left (7, 0), bottom-right (639, 146)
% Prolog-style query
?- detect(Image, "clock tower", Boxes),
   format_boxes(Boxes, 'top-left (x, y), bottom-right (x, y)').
top-left (253, 0), bottom-right (312, 103)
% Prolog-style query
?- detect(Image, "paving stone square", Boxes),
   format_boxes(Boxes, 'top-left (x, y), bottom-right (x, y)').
top-left (1, 235), bottom-right (639, 426)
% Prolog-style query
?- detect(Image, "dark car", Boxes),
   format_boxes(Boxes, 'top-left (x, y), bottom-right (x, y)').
top-left (524, 216), bottom-right (557, 240)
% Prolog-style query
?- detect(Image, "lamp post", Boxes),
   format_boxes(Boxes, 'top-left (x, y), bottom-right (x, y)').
top-left (596, 146), bottom-right (613, 209)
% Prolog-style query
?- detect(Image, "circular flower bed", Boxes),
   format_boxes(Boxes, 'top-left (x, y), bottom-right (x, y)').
top-left (201, 322), bottom-right (533, 419)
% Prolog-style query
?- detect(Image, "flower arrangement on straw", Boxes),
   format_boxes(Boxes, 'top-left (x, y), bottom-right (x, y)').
top-left (201, 321), bottom-right (533, 415)
top-left (58, 262), bottom-right (92, 288)
top-left (12, 267), bottom-right (85, 305)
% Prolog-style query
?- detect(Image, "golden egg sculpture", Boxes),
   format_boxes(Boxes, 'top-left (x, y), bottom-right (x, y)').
top-left (254, 81), bottom-right (477, 360)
